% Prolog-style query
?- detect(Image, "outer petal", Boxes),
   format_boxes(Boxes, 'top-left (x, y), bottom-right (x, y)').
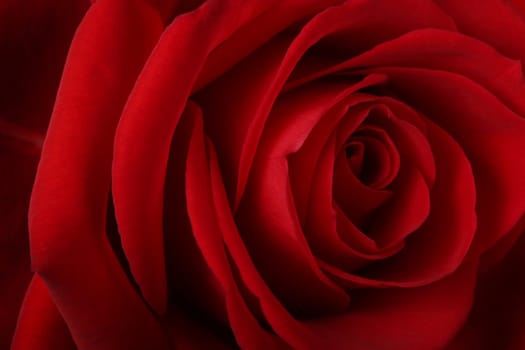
top-left (111, 0), bottom-right (276, 314)
top-left (28, 0), bottom-right (170, 348)
top-left (0, 3), bottom-right (88, 344)
top-left (290, 28), bottom-right (525, 117)
top-left (11, 276), bottom-right (75, 350)
top-left (508, 0), bottom-right (525, 18)
top-left (194, 0), bottom-right (347, 91)
top-left (445, 216), bottom-right (525, 350)
top-left (307, 261), bottom-right (478, 350)
top-left (436, 0), bottom-right (525, 69)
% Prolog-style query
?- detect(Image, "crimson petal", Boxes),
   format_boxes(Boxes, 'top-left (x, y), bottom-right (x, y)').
top-left (11, 276), bottom-right (75, 350)
top-left (28, 1), bottom-right (170, 348)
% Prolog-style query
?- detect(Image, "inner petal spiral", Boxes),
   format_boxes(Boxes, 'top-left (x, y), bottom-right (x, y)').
top-left (343, 124), bottom-right (400, 189)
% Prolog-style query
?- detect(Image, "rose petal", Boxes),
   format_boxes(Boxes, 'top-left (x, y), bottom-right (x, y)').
top-left (366, 98), bottom-right (436, 186)
top-left (111, 0), bottom-right (275, 314)
top-left (357, 106), bottom-right (432, 248)
top-left (332, 141), bottom-right (393, 234)
top-left (436, 0), bottom-right (525, 69)
top-left (208, 138), bottom-right (333, 349)
top-left (305, 137), bottom-right (376, 271)
top-left (198, 0), bottom-right (453, 208)
top-left (508, 0), bottom-right (525, 19)
top-left (288, 83), bottom-right (385, 223)
top-left (303, 106), bottom-right (401, 270)
top-left (290, 28), bottom-right (525, 117)
top-left (308, 261), bottom-right (478, 350)
top-left (185, 104), bottom-right (288, 349)
top-left (28, 1), bottom-right (170, 348)
top-left (237, 151), bottom-right (350, 316)
top-left (346, 125), bottom-right (400, 189)
top-left (206, 120), bottom-right (477, 349)
top-left (11, 276), bottom-right (75, 350)
top-left (194, 0), bottom-right (347, 91)
top-left (337, 107), bottom-right (428, 250)
top-left (335, 204), bottom-right (404, 258)
top-left (344, 141), bottom-right (365, 175)
top-left (236, 81), bottom-right (376, 316)
top-left (360, 120), bottom-right (477, 284)
top-left (368, 168), bottom-right (430, 248)
top-left (164, 105), bottom-right (227, 326)
top-left (445, 216), bottom-right (525, 350)
top-left (321, 119), bottom-right (477, 287)
top-left (372, 67), bottom-right (525, 257)
top-left (0, 136), bottom-right (37, 349)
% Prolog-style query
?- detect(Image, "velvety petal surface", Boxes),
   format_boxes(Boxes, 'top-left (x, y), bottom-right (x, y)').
top-left (11, 276), bottom-right (75, 350)
top-left (28, 0), bottom-right (171, 348)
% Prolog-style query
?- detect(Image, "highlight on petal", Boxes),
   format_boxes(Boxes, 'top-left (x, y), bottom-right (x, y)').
top-left (28, 0), bottom-right (170, 348)
top-left (289, 28), bottom-right (525, 117)
top-left (11, 276), bottom-right (75, 350)
top-left (235, 80), bottom-right (386, 317)
top-left (184, 102), bottom-right (289, 349)
top-left (111, 0), bottom-right (276, 314)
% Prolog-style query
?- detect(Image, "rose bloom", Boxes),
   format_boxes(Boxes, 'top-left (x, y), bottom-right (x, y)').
top-left (2, 0), bottom-right (525, 349)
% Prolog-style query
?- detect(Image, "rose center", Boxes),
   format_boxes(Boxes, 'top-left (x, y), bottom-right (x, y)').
top-left (343, 125), bottom-right (399, 189)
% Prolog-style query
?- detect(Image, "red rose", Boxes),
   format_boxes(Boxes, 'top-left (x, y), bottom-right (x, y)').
top-left (6, 0), bottom-right (525, 349)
